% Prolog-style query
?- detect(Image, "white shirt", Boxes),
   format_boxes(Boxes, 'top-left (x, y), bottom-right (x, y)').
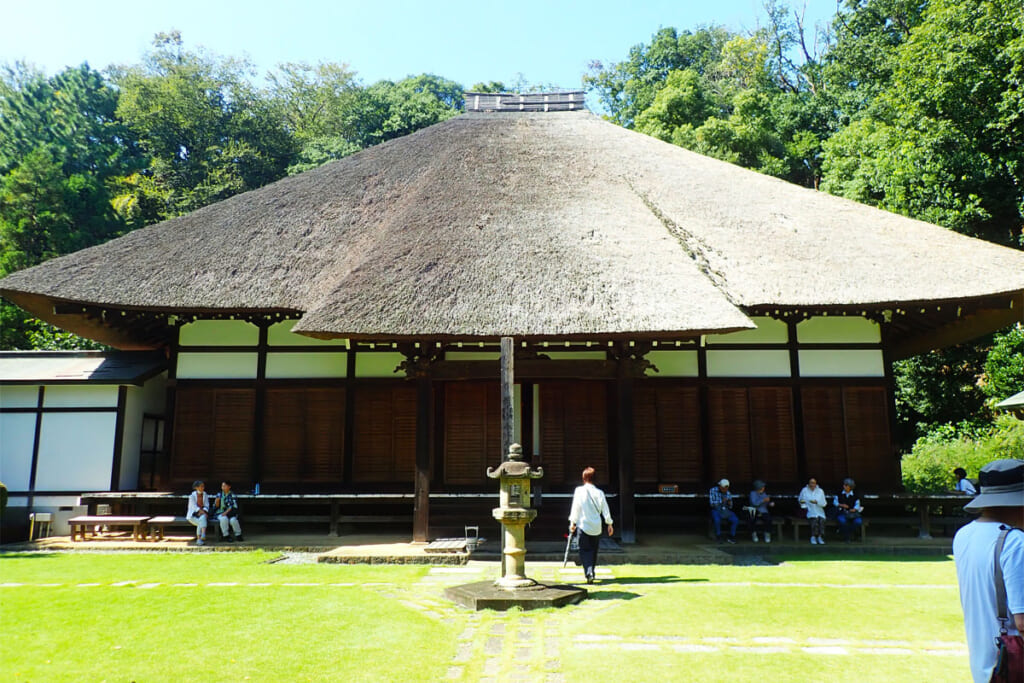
top-left (568, 483), bottom-right (613, 537)
top-left (953, 521), bottom-right (1024, 683)
top-left (798, 486), bottom-right (827, 518)
top-left (187, 490), bottom-right (209, 518)
top-left (955, 478), bottom-right (977, 496)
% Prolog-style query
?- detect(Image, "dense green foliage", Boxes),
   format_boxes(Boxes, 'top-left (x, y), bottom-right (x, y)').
top-left (900, 414), bottom-right (1024, 492)
top-left (0, 32), bottom-right (464, 349)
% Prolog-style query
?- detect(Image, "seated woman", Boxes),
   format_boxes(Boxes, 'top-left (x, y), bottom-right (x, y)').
top-left (798, 477), bottom-right (828, 545)
top-left (748, 480), bottom-right (775, 543)
top-left (186, 480), bottom-right (210, 546)
top-left (834, 478), bottom-right (864, 542)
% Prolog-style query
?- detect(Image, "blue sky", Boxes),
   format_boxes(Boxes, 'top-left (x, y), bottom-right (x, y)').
top-left (1, 0), bottom-right (837, 89)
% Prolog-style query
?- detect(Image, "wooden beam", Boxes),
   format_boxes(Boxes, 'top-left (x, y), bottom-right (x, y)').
top-left (500, 337), bottom-right (515, 460)
top-left (890, 303), bottom-right (1022, 360)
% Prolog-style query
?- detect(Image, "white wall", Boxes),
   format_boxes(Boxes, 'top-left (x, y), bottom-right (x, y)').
top-left (645, 351), bottom-right (699, 377)
top-left (179, 320), bottom-right (259, 346)
top-left (708, 316), bottom-right (789, 344)
top-left (356, 352), bottom-right (406, 378)
top-left (265, 352), bottom-right (347, 378)
top-left (119, 373), bottom-right (168, 490)
top-left (0, 385), bottom-right (39, 408)
top-left (706, 350), bottom-right (791, 377)
top-left (34, 412), bottom-right (116, 491)
top-left (798, 350), bottom-right (885, 377)
top-left (43, 385), bottom-right (117, 408)
top-left (0, 413), bottom-right (36, 490)
top-left (267, 320), bottom-right (346, 346)
top-left (177, 352), bottom-right (258, 379)
top-left (797, 316), bottom-right (881, 343)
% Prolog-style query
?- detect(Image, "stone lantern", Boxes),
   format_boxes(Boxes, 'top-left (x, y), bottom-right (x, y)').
top-left (487, 443), bottom-right (543, 589)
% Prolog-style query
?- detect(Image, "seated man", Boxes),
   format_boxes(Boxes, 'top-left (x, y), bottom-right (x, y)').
top-left (834, 477), bottom-right (864, 542)
top-left (213, 480), bottom-right (243, 543)
top-left (709, 478), bottom-right (738, 544)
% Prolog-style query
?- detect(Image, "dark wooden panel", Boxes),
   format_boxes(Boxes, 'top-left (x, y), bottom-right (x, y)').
top-left (171, 387), bottom-right (254, 485)
top-left (444, 382), bottom-right (500, 485)
top-left (708, 387), bottom-right (751, 484)
top-left (539, 382), bottom-right (609, 486)
top-left (843, 385), bottom-right (891, 488)
top-left (801, 386), bottom-right (847, 486)
top-left (749, 386), bottom-right (798, 488)
top-left (353, 384), bottom-right (417, 483)
top-left (634, 383), bottom-right (702, 484)
top-left (263, 387), bottom-right (345, 483)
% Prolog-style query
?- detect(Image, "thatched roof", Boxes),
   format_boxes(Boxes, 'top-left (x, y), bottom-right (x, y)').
top-left (3, 109), bottom-right (1024, 346)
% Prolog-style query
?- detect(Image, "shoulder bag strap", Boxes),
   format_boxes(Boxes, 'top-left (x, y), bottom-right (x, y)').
top-left (994, 526), bottom-right (1022, 633)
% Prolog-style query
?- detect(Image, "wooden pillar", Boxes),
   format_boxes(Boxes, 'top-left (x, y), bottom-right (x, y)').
top-left (252, 322), bottom-right (269, 490)
top-left (109, 386), bottom-right (128, 490)
top-left (616, 354), bottom-right (636, 544)
top-left (500, 337), bottom-right (515, 461)
top-left (26, 387), bottom-right (45, 511)
top-left (413, 374), bottom-right (432, 542)
top-left (787, 319), bottom-right (808, 484)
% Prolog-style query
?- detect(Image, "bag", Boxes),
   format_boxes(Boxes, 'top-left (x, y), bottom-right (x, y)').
top-left (569, 530), bottom-right (580, 552)
top-left (990, 527), bottom-right (1024, 683)
top-left (844, 509), bottom-right (861, 521)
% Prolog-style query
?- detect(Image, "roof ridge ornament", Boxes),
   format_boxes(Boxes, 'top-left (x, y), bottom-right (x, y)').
top-left (464, 91), bottom-right (586, 113)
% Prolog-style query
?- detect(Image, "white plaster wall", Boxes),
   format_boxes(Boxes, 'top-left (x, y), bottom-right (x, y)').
top-left (798, 350), bottom-right (885, 377)
top-left (707, 316), bottom-right (788, 344)
top-left (706, 350), bottom-right (791, 377)
top-left (543, 351), bottom-right (607, 360)
top-left (266, 353), bottom-right (347, 378)
top-left (355, 352), bottom-right (406, 378)
top-left (797, 316), bottom-right (881, 343)
top-left (0, 413), bottom-right (36, 490)
top-left (119, 374), bottom-right (167, 490)
top-left (0, 385), bottom-right (39, 408)
top-left (176, 352), bottom-right (258, 379)
top-left (179, 320), bottom-right (259, 346)
top-left (35, 412), bottom-right (116, 491)
top-left (645, 351), bottom-right (699, 377)
top-left (43, 385), bottom-right (118, 408)
top-left (267, 320), bottom-right (346, 347)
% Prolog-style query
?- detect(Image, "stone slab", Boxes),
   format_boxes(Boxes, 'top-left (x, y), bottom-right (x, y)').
top-left (445, 580), bottom-right (587, 611)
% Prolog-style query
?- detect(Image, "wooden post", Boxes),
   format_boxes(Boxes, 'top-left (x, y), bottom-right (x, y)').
top-left (499, 336), bottom-right (515, 575)
top-left (500, 337), bottom-right (515, 461)
top-left (413, 374), bottom-right (432, 542)
top-left (616, 346), bottom-right (636, 544)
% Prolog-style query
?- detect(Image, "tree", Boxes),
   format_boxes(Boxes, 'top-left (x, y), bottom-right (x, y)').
top-left (983, 324), bottom-right (1024, 403)
top-left (112, 32), bottom-right (295, 222)
top-left (344, 74), bottom-right (464, 148)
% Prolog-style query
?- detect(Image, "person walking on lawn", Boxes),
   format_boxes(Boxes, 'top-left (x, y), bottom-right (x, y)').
top-left (569, 467), bottom-right (614, 584)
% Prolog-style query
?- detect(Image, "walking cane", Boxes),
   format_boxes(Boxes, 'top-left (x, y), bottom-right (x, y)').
top-left (563, 526), bottom-right (574, 568)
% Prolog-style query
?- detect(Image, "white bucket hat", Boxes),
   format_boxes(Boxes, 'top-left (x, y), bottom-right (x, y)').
top-left (963, 459), bottom-right (1024, 511)
top-left (718, 479), bottom-right (730, 488)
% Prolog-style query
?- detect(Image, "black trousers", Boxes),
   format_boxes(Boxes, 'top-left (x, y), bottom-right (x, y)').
top-left (578, 531), bottom-right (601, 579)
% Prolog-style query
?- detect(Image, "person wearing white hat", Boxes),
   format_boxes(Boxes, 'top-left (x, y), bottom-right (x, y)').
top-left (952, 459), bottom-right (1024, 683)
top-left (709, 478), bottom-right (738, 544)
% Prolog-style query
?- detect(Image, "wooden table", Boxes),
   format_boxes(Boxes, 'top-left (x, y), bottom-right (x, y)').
top-left (68, 515), bottom-right (150, 542)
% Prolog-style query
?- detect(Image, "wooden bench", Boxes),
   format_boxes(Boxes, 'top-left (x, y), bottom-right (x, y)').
top-left (707, 514), bottom-right (786, 541)
top-left (68, 515), bottom-right (150, 542)
top-left (790, 516), bottom-right (869, 542)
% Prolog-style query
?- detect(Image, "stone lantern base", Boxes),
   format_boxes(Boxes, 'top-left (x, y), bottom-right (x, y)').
top-left (445, 581), bottom-right (586, 611)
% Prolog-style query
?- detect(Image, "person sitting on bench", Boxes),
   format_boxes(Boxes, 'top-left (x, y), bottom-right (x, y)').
top-left (187, 480), bottom-right (210, 546)
top-left (834, 478), bottom-right (864, 542)
top-left (748, 480), bottom-right (775, 543)
top-left (710, 478), bottom-right (738, 544)
top-left (213, 480), bottom-right (243, 543)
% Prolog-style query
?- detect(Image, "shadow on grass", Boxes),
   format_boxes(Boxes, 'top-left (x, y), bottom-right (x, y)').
top-left (597, 576), bottom-right (706, 585)
top-left (586, 590), bottom-right (641, 601)
top-left (0, 552), bottom-right (59, 560)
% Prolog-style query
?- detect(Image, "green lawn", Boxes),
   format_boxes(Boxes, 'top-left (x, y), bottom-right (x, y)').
top-left (0, 552), bottom-right (969, 682)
